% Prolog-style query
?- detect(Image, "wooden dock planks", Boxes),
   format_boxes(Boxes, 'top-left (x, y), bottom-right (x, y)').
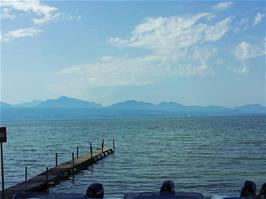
top-left (0, 147), bottom-right (114, 199)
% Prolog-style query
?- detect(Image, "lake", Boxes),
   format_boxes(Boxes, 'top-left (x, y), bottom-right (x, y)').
top-left (1, 116), bottom-right (265, 198)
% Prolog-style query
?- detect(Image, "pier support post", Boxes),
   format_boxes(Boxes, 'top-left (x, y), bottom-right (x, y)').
top-left (76, 147), bottom-right (79, 158)
top-left (1, 143), bottom-right (4, 199)
top-left (55, 153), bottom-right (58, 167)
top-left (102, 139), bottom-right (104, 153)
top-left (72, 152), bottom-right (75, 182)
top-left (113, 139), bottom-right (115, 149)
top-left (46, 167), bottom-right (48, 184)
top-left (90, 143), bottom-right (92, 158)
top-left (25, 167), bottom-right (27, 182)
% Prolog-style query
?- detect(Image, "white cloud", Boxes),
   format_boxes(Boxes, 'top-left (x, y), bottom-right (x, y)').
top-left (235, 12), bottom-right (265, 32)
top-left (1, 0), bottom-right (81, 42)
top-left (59, 48), bottom-right (217, 88)
top-left (233, 41), bottom-right (266, 73)
top-left (59, 56), bottom-right (155, 87)
top-left (100, 56), bottom-right (113, 61)
top-left (254, 12), bottom-right (265, 26)
top-left (1, 27), bottom-right (42, 42)
top-left (61, 13), bottom-right (81, 21)
top-left (58, 13), bottom-right (232, 87)
top-left (1, 0), bottom-right (60, 25)
top-left (234, 41), bottom-right (251, 60)
top-left (205, 17), bottom-right (231, 41)
top-left (0, 0), bottom-right (58, 42)
top-left (213, 2), bottom-right (233, 11)
top-left (235, 17), bottom-right (250, 32)
top-left (1, 8), bottom-right (16, 20)
top-left (110, 13), bottom-right (231, 53)
top-left (233, 64), bottom-right (248, 74)
top-left (109, 13), bottom-right (230, 77)
top-left (56, 10), bottom-right (265, 90)
top-left (234, 41), bottom-right (265, 60)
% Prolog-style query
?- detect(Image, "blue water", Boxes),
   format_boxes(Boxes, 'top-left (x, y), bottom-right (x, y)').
top-left (1, 116), bottom-right (265, 198)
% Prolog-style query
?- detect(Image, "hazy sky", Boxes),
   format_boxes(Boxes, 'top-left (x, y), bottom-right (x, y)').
top-left (1, 0), bottom-right (265, 106)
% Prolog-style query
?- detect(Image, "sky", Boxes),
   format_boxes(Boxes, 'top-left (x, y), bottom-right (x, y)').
top-left (0, 0), bottom-right (265, 107)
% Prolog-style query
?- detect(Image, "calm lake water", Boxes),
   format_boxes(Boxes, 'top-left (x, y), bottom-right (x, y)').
top-left (1, 116), bottom-right (266, 198)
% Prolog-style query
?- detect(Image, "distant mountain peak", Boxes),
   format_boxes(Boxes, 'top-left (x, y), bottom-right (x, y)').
top-left (58, 96), bottom-right (70, 100)
top-left (235, 104), bottom-right (266, 114)
top-left (124, 100), bottom-right (151, 104)
top-left (236, 103), bottom-right (265, 108)
top-left (158, 101), bottom-right (184, 106)
top-left (109, 100), bottom-right (155, 110)
top-left (0, 101), bottom-right (12, 108)
top-left (14, 100), bottom-right (43, 108)
top-left (37, 96), bottom-right (102, 109)
top-left (156, 101), bottom-right (186, 111)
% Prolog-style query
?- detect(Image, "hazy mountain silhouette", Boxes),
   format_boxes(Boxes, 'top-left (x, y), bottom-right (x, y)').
top-left (109, 101), bottom-right (232, 113)
top-left (0, 101), bottom-right (12, 109)
top-left (235, 104), bottom-right (266, 114)
top-left (109, 100), bottom-right (155, 110)
top-left (1, 97), bottom-right (265, 121)
top-left (187, 105), bottom-right (231, 113)
top-left (37, 96), bottom-right (102, 108)
top-left (14, 100), bottom-right (43, 108)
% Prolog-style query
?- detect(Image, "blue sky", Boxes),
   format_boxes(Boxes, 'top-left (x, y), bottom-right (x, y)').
top-left (1, 0), bottom-right (265, 107)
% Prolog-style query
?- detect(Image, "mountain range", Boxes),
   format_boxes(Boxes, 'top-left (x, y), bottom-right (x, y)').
top-left (0, 96), bottom-right (265, 120)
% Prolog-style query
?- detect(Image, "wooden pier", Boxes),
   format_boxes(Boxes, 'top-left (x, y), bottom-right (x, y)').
top-left (0, 146), bottom-right (114, 199)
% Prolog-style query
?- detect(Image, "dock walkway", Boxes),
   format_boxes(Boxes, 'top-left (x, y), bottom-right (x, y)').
top-left (1, 147), bottom-right (114, 199)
